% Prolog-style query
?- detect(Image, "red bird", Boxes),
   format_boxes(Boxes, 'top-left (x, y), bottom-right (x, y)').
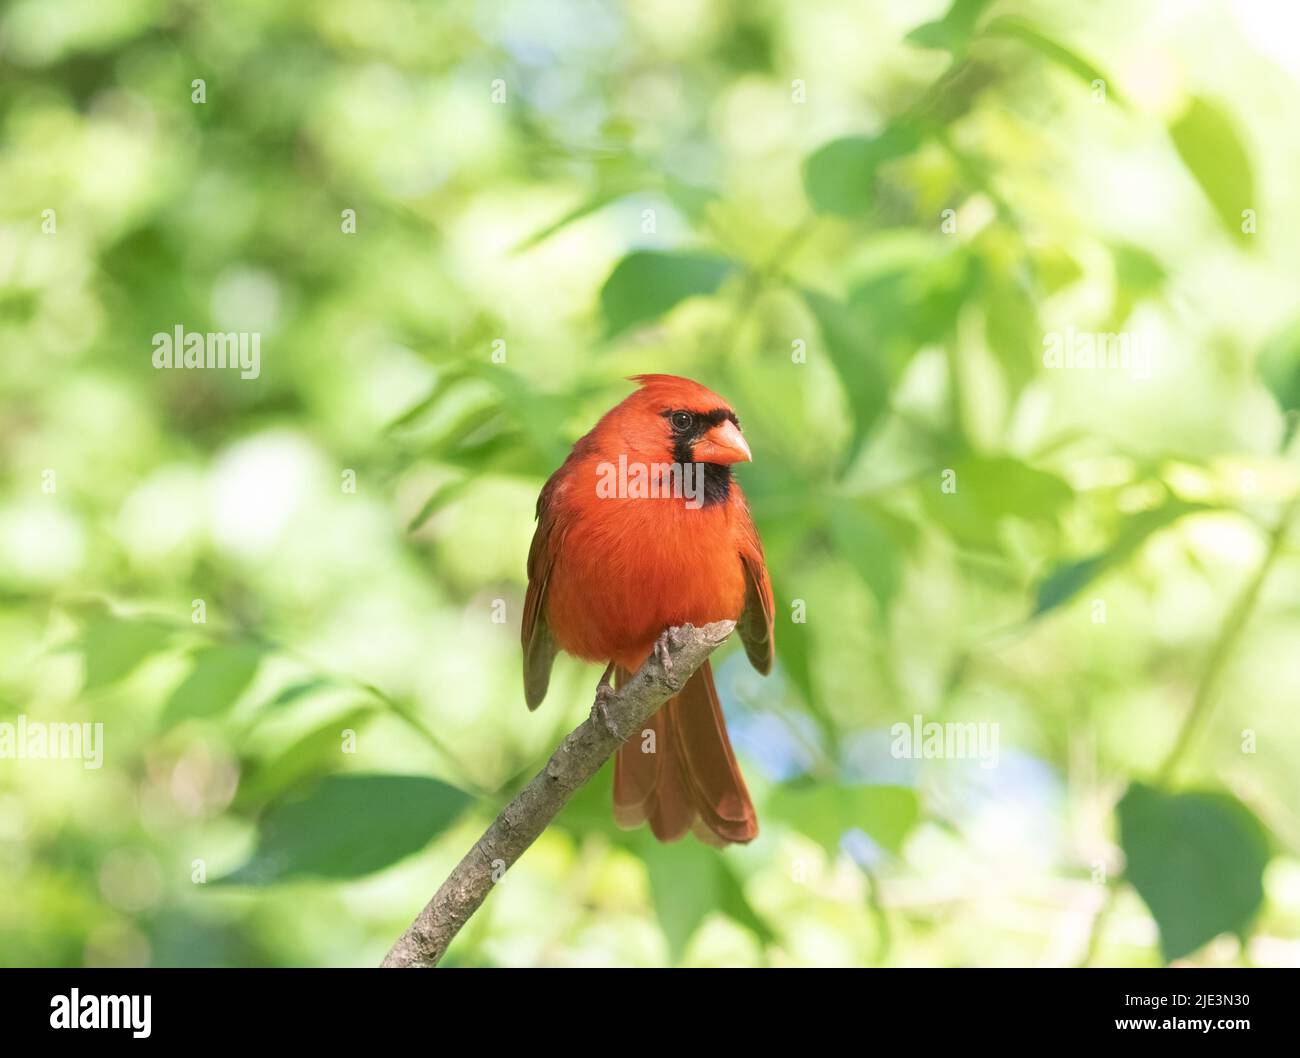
top-left (522, 374), bottom-right (774, 846)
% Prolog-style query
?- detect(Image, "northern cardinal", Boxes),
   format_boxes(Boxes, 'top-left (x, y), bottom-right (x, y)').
top-left (522, 374), bottom-right (773, 846)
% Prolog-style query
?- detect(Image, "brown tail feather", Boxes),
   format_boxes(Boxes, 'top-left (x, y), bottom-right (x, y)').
top-left (611, 660), bottom-right (758, 846)
top-left (612, 665), bottom-right (655, 827)
top-left (668, 661), bottom-right (758, 843)
top-left (645, 720), bottom-right (695, 842)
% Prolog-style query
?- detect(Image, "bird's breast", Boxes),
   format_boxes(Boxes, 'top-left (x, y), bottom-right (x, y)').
top-left (543, 489), bottom-right (747, 670)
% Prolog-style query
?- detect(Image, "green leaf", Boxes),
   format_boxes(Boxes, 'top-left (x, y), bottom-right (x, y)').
top-left (513, 189), bottom-right (632, 254)
top-left (1169, 97), bottom-right (1255, 244)
top-left (804, 124), bottom-right (923, 217)
top-left (382, 366), bottom-right (471, 434)
top-left (469, 364), bottom-right (599, 469)
top-left (1258, 317), bottom-right (1300, 418)
top-left (769, 608), bottom-right (811, 707)
top-left (1118, 783), bottom-right (1271, 962)
top-left (767, 784), bottom-right (919, 857)
top-left (1105, 243), bottom-right (1168, 328)
top-left (257, 676), bottom-right (339, 712)
top-left (407, 478), bottom-right (475, 533)
top-left (715, 859), bottom-right (776, 949)
top-left (767, 572), bottom-right (829, 737)
top-left (770, 607), bottom-right (837, 748)
top-left (843, 253), bottom-right (975, 381)
top-left (977, 256), bottom-right (1040, 395)
top-left (900, 252), bottom-right (976, 348)
top-left (221, 774), bottom-right (472, 884)
top-left (513, 176), bottom-right (717, 255)
top-left (599, 251), bottom-right (737, 337)
top-left (639, 835), bottom-right (774, 962)
top-left (80, 617), bottom-right (173, 690)
top-left (663, 176), bottom-right (719, 223)
top-left (640, 838), bottom-right (717, 962)
top-left (803, 290), bottom-right (890, 468)
top-left (1033, 555), bottom-right (1107, 616)
top-left (907, 0), bottom-right (995, 52)
top-left (922, 455), bottom-right (1073, 551)
top-left (1111, 243), bottom-right (1167, 291)
top-left (983, 17), bottom-right (1124, 104)
top-left (422, 402), bottom-right (509, 458)
top-left (825, 499), bottom-right (898, 610)
top-left (1034, 500), bottom-right (1205, 615)
top-left (163, 644), bottom-right (264, 725)
top-left (234, 706), bottom-right (376, 810)
top-left (849, 253), bottom-right (974, 350)
top-left (1035, 245), bottom-right (1084, 294)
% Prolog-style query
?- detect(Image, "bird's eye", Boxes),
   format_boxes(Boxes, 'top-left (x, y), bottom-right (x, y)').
top-left (670, 411), bottom-right (694, 431)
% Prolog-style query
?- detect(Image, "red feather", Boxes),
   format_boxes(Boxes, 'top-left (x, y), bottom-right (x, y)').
top-left (523, 375), bottom-right (774, 845)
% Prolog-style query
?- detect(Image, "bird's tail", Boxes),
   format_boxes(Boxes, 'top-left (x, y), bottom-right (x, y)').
top-left (612, 659), bottom-right (758, 846)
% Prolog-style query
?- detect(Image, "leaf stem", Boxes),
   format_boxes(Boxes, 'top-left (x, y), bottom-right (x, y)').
top-left (1081, 490), bottom-right (1298, 964)
top-left (1157, 494), bottom-right (1299, 784)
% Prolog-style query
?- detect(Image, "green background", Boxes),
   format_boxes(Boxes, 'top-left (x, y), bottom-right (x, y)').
top-left (3, 0), bottom-right (1300, 967)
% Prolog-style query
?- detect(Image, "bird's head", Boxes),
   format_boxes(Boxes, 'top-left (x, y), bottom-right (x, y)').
top-left (622, 374), bottom-right (752, 467)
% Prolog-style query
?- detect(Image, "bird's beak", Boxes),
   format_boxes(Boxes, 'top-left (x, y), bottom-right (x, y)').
top-left (693, 419), bottom-right (752, 465)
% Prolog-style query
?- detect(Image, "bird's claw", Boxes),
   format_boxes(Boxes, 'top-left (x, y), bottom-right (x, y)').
top-left (652, 627), bottom-right (681, 676)
top-left (594, 663), bottom-right (620, 737)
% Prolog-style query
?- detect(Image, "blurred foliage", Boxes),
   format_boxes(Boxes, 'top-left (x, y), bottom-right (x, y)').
top-left (1118, 783), bottom-right (1271, 962)
top-left (3, 0), bottom-right (1300, 968)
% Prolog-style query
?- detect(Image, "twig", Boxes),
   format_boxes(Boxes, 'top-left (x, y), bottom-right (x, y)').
top-left (381, 620), bottom-right (736, 968)
top-left (1157, 494), bottom-right (1300, 783)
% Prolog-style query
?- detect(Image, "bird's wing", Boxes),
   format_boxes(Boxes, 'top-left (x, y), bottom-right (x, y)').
top-left (522, 475), bottom-right (564, 711)
top-left (736, 501), bottom-right (774, 675)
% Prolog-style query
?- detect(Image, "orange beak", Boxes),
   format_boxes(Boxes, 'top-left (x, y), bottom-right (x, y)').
top-left (693, 418), bottom-right (752, 465)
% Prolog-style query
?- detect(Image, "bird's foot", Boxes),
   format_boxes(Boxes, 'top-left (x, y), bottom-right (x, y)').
top-left (593, 662), bottom-right (620, 737)
top-left (652, 626), bottom-right (685, 677)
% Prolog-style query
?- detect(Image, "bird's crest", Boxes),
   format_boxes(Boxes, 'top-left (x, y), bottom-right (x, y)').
top-left (627, 373), bottom-right (730, 412)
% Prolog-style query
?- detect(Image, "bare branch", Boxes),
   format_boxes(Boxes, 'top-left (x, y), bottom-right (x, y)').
top-left (381, 620), bottom-right (736, 968)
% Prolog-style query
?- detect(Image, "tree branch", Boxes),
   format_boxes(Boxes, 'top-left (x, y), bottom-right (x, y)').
top-left (380, 620), bottom-right (736, 968)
